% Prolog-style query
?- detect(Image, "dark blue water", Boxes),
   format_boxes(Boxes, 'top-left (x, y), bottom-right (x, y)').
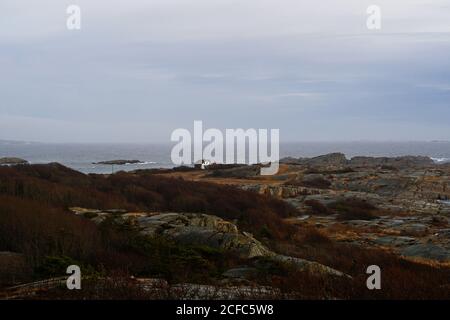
top-left (1, 141), bottom-right (449, 174)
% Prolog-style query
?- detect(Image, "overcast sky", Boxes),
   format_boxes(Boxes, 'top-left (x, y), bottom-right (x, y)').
top-left (1, 0), bottom-right (450, 143)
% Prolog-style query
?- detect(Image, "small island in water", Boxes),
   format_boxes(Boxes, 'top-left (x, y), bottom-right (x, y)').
top-left (93, 159), bottom-right (143, 165)
top-left (0, 157), bottom-right (28, 165)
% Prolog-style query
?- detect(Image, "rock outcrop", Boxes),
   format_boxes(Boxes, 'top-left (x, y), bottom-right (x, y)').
top-left (70, 208), bottom-right (349, 278)
top-left (349, 156), bottom-right (434, 168)
top-left (272, 255), bottom-right (351, 278)
top-left (281, 153), bottom-right (348, 167)
top-left (202, 153), bottom-right (450, 266)
top-left (241, 184), bottom-right (329, 198)
top-left (136, 212), bottom-right (272, 259)
top-left (401, 244), bottom-right (450, 262)
top-left (281, 153), bottom-right (435, 169)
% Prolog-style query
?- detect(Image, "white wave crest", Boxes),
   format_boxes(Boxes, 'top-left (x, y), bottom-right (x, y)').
top-left (431, 157), bottom-right (450, 164)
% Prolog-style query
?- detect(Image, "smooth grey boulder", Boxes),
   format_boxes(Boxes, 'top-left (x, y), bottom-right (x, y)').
top-left (73, 209), bottom-right (350, 278)
top-left (273, 255), bottom-right (351, 278)
top-left (401, 244), bottom-right (450, 262)
top-left (223, 267), bottom-right (258, 279)
top-left (373, 236), bottom-right (417, 247)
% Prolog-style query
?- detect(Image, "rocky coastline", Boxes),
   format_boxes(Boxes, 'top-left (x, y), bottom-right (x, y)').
top-left (161, 153), bottom-right (450, 263)
top-left (1, 152), bottom-right (449, 299)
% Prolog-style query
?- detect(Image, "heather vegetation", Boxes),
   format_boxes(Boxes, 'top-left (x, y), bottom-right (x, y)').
top-left (274, 233), bottom-right (450, 299)
top-left (305, 198), bottom-right (380, 221)
top-left (1, 163), bottom-right (449, 299)
top-left (0, 163), bottom-right (296, 237)
top-left (286, 176), bottom-right (332, 189)
top-left (0, 164), bottom-right (294, 287)
top-left (329, 198), bottom-right (380, 221)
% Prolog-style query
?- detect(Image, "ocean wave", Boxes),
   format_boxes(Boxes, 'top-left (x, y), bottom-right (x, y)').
top-left (431, 157), bottom-right (450, 164)
top-left (125, 161), bottom-right (156, 165)
top-left (138, 161), bottom-right (157, 165)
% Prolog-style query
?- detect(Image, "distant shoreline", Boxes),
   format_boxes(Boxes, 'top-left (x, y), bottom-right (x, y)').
top-left (2, 141), bottom-right (450, 174)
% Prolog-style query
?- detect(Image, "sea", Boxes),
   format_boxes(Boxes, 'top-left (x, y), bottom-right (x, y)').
top-left (1, 141), bottom-right (449, 174)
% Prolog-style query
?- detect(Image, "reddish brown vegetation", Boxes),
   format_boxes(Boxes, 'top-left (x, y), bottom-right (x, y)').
top-left (328, 198), bottom-right (379, 221)
top-left (0, 164), bottom-right (295, 288)
top-left (0, 164), bottom-right (297, 238)
top-left (304, 198), bottom-right (379, 220)
top-left (273, 236), bottom-right (450, 299)
top-left (286, 176), bottom-right (332, 189)
top-left (304, 199), bottom-right (333, 215)
top-left (1, 164), bottom-right (450, 299)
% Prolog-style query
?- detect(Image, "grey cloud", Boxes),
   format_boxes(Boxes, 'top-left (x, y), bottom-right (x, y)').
top-left (0, 0), bottom-right (450, 142)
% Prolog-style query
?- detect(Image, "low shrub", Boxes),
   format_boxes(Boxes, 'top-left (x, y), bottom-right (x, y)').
top-left (328, 198), bottom-right (379, 220)
top-left (287, 177), bottom-right (332, 189)
top-left (304, 199), bottom-right (333, 215)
